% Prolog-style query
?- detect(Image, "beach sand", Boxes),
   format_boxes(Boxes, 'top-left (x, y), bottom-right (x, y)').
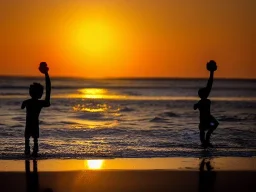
top-left (0, 157), bottom-right (255, 192)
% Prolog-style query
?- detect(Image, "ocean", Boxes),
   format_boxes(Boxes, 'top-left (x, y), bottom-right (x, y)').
top-left (0, 77), bottom-right (255, 159)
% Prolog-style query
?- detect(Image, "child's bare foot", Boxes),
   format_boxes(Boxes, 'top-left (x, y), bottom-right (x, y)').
top-left (207, 143), bottom-right (214, 148)
top-left (206, 161), bottom-right (214, 171)
top-left (32, 151), bottom-right (38, 157)
top-left (24, 150), bottom-right (30, 156)
top-left (201, 142), bottom-right (208, 148)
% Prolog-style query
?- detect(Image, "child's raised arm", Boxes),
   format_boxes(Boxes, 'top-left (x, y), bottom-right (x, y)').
top-left (205, 71), bottom-right (214, 98)
top-left (39, 62), bottom-right (51, 107)
top-left (44, 72), bottom-right (51, 107)
top-left (205, 60), bottom-right (217, 98)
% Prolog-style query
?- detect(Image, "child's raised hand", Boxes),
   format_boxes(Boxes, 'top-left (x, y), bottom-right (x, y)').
top-left (207, 60), bottom-right (217, 72)
top-left (39, 62), bottom-right (49, 74)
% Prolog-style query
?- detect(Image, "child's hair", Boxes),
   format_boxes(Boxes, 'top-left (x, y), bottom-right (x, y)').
top-left (29, 83), bottom-right (44, 99)
top-left (198, 87), bottom-right (208, 99)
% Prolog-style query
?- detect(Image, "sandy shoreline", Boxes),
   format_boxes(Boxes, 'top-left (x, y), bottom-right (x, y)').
top-left (0, 157), bottom-right (255, 192)
top-left (0, 157), bottom-right (255, 171)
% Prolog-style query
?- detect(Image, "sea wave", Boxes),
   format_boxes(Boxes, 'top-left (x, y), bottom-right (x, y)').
top-left (119, 107), bottom-right (134, 112)
top-left (72, 113), bottom-right (110, 121)
top-left (150, 117), bottom-right (169, 122)
top-left (218, 113), bottom-right (256, 122)
top-left (162, 112), bottom-right (180, 117)
top-left (218, 116), bottom-right (242, 122)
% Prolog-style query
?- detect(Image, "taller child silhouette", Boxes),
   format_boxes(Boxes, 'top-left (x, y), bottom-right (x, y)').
top-left (21, 62), bottom-right (51, 156)
top-left (194, 60), bottom-right (219, 147)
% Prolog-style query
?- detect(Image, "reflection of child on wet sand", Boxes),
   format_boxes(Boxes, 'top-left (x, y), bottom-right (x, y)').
top-left (199, 158), bottom-right (216, 192)
top-left (194, 60), bottom-right (219, 147)
top-left (21, 62), bottom-right (51, 156)
top-left (25, 160), bottom-right (39, 192)
top-left (199, 158), bottom-right (214, 171)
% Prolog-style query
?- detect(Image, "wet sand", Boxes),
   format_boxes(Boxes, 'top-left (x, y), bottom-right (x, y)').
top-left (0, 157), bottom-right (255, 192)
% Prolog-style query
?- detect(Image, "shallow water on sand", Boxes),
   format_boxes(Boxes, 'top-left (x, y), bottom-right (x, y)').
top-left (0, 78), bottom-right (255, 159)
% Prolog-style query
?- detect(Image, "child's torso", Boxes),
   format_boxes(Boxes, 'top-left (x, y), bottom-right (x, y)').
top-left (25, 99), bottom-right (43, 125)
top-left (198, 99), bottom-right (211, 120)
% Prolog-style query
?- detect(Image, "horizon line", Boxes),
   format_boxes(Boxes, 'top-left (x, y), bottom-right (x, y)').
top-left (0, 75), bottom-right (255, 81)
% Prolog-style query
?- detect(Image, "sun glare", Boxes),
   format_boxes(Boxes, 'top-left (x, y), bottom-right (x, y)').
top-left (61, 11), bottom-right (129, 77)
top-left (86, 160), bottom-right (104, 169)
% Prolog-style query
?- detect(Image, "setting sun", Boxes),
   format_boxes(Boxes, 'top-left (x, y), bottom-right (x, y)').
top-left (71, 20), bottom-right (115, 57)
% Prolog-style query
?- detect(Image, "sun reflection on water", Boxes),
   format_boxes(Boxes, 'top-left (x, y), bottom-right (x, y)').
top-left (85, 160), bottom-right (104, 169)
top-left (73, 103), bottom-right (108, 112)
top-left (68, 88), bottom-right (126, 99)
top-left (78, 88), bottom-right (107, 99)
top-left (71, 119), bottom-right (119, 129)
top-left (71, 101), bottom-right (120, 128)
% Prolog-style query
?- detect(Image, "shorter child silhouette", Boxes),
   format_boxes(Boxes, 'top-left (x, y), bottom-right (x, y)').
top-left (194, 60), bottom-right (219, 147)
top-left (21, 62), bottom-right (51, 156)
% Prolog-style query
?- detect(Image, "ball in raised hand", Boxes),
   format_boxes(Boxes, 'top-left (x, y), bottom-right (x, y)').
top-left (206, 60), bottom-right (217, 71)
top-left (39, 62), bottom-right (49, 74)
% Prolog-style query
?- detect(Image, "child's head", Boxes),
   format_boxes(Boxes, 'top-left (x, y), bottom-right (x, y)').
top-left (29, 83), bottom-right (44, 99)
top-left (198, 87), bottom-right (208, 99)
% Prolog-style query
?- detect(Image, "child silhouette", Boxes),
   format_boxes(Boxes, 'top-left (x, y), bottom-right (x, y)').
top-left (21, 62), bottom-right (51, 156)
top-left (194, 60), bottom-right (219, 147)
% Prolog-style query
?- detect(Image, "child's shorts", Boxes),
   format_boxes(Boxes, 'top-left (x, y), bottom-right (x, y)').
top-left (25, 126), bottom-right (39, 139)
top-left (199, 115), bottom-right (219, 131)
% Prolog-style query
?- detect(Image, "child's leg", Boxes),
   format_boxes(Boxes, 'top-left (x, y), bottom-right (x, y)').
top-left (33, 138), bottom-right (38, 153)
top-left (33, 160), bottom-right (38, 172)
top-left (199, 123), bottom-right (206, 144)
top-left (25, 160), bottom-right (30, 173)
top-left (206, 161), bottom-right (214, 171)
top-left (200, 130), bottom-right (205, 144)
top-left (25, 137), bottom-right (30, 154)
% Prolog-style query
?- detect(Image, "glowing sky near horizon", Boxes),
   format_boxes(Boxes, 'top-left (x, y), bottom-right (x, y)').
top-left (0, 0), bottom-right (255, 78)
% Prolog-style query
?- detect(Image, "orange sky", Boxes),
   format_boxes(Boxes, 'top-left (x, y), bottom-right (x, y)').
top-left (0, 0), bottom-right (255, 78)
